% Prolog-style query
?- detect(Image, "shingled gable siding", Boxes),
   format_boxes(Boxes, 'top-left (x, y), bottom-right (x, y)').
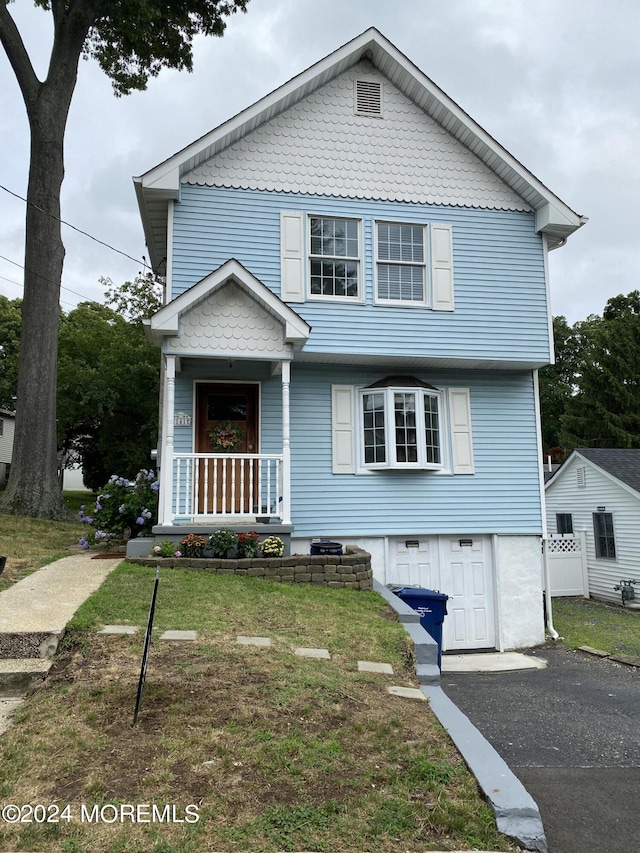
top-left (288, 365), bottom-right (542, 538)
top-left (129, 546), bottom-right (373, 590)
top-left (171, 186), bottom-right (549, 366)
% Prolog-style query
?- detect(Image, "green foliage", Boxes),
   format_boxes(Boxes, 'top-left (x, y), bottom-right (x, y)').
top-left (208, 528), bottom-right (238, 558)
top-left (561, 291), bottom-right (640, 450)
top-left (179, 533), bottom-right (207, 557)
top-left (78, 470), bottom-right (159, 545)
top-left (151, 540), bottom-right (182, 558)
top-left (237, 530), bottom-right (260, 557)
top-left (84, 1), bottom-right (250, 97)
top-left (0, 296), bottom-right (21, 410)
top-left (101, 272), bottom-right (163, 323)
top-left (56, 301), bottom-right (160, 489)
top-left (538, 315), bottom-right (585, 453)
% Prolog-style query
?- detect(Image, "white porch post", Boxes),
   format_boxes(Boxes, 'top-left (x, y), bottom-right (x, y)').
top-left (159, 354), bottom-right (176, 525)
top-left (281, 360), bottom-right (291, 524)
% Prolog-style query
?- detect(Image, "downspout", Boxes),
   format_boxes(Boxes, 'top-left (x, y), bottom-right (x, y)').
top-left (534, 369), bottom-right (559, 640)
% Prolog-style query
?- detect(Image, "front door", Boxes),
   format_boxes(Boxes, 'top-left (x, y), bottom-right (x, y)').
top-left (195, 383), bottom-right (259, 515)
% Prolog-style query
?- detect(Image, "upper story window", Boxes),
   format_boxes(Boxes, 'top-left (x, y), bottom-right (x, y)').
top-left (376, 222), bottom-right (426, 304)
top-left (593, 512), bottom-right (616, 560)
top-left (309, 216), bottom-right (360, 300)
top-left (360, 378), bottom-right (444, 471)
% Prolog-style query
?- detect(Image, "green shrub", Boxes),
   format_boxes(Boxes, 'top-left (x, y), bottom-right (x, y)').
top-left (208, 528), bottom-right (238, 558)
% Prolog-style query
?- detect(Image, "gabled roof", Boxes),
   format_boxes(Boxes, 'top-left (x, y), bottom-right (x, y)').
top-left (134, 27), bottom-right (586, 272)
top-left (546, 448), bottom-right (640, 497)
top-left (143, 258), bottom-right (311, 349)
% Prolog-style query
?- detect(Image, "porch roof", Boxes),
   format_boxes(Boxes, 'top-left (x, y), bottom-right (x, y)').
top-left (143, 259), bottom-right (311, 358)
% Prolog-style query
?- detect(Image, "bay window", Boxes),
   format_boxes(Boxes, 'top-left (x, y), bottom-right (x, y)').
top-left (361, 380), bottom-right (443, 470)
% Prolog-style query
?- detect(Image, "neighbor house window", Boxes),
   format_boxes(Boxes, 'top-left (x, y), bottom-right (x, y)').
top-left (556, 513), bottom-right (574, 535)
top-left (376, 222), bottom-right (427, 304)
top-left (593, 512), bottom-right (616, 559)
top-left (0, 419), bottom-right (3, 436)
top-left (309, 216), bottom-right (360, 299)
top-left (360, 379), bottom-right (443, 470)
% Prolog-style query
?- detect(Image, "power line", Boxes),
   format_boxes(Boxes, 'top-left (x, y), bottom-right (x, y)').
top-left (0, 253), bottom-right (96, 302)
top-left (0, 183), bottom-right (154, 273)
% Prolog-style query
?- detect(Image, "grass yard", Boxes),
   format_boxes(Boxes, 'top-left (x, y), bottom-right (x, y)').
top-left (0, 563), bottom-right (515, 853)
top-left (552, 596), bottom-right (640, 657)
top-left (0, 495), bottom-right (89, 591)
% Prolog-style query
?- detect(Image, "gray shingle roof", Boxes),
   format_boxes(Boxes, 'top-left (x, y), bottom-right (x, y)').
top-left (577, 448), bottom-right (640, 494)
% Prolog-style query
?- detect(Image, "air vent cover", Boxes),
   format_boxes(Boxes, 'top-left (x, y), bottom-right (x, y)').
top-left (576, 466), bottom-right (586, 488)
top-left (355, 80), bottom-right (382, 116)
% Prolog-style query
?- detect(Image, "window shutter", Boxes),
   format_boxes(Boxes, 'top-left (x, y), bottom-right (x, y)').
top-left (331, 385), bottom-right (355, 474)
top-left (431, 224), bottom-right (454, 311)
top-left (449, 388), bottom-right (474, 474)
top-left (280, 211), bottom-right (305, 302)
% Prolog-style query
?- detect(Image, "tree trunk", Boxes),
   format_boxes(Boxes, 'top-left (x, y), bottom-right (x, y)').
top-left (0, 101), bottom-right (69, 518)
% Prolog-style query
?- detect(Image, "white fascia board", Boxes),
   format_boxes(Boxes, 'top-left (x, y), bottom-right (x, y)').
top-left (148, 258), bottom-right (311, 344)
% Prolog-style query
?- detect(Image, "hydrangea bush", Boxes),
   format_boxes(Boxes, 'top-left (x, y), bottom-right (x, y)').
top-left (78, 469), bottom-right (159, 549)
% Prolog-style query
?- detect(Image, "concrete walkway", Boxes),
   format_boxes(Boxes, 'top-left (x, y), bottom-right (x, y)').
top-left (0, 553), bottom-right (119, 636)
top-left (0, 553), bottom-right (122, 730)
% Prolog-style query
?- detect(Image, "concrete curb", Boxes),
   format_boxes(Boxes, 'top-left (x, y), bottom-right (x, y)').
top-left (373, 580), bottom-right (440, 684)
top-left (374, 579), bottom-right (547, 852)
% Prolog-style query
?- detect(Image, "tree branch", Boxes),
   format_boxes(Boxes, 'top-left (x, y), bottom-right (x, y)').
top-left (0, 1), bottom-right (40, 110)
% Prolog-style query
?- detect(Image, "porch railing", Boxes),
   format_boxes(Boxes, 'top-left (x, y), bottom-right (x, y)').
top-left (171, 453), bottom-right (283, 522)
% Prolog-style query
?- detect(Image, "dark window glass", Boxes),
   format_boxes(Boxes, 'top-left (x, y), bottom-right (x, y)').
top-left (207, 396), bottom-right (247, 421)
top-left (593, 512), bottom-right (616, 559)
top-left (556, 513), bottom-right (573, 535)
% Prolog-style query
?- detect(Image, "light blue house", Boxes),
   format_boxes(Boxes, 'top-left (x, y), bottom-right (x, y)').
top-left (134, 29), bottom-right (585, 651)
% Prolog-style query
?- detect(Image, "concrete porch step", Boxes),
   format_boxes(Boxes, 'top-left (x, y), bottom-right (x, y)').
top-left (0, 658), bottom-right (52, 698)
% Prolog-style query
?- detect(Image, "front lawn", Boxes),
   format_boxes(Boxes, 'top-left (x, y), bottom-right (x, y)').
top-left (0, 500), bottom-right (86, 591)
top-left (552, 596), bottom-right (640, 657)
top-left (0, 563), bottom-right (515, 853)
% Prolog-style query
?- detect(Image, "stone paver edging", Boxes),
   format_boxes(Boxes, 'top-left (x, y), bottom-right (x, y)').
top-left (374, 579), bottom-right (548, 853)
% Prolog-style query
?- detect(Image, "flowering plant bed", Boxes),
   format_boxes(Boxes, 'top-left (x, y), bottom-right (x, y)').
top-left (129, 546), bottom-right (373, 590)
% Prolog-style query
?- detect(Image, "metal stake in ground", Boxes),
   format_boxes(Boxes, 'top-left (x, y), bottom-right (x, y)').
top-left (133, 567), bottom-right (160, 726)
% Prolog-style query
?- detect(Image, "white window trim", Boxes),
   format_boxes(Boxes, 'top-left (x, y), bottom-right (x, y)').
top-left (307, 215), bottom-right (364, 303)
top-left (374, 221), bottom-right (430, 308)
top-left (357, 385), bottom-right (449, 472)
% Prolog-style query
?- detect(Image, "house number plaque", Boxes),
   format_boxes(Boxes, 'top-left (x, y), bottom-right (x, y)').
top-left (174, 412), bottom-right (192, 427)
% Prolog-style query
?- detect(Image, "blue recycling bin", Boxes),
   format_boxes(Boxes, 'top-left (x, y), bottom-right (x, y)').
top-left (393, 587), bottom-right (449, 668)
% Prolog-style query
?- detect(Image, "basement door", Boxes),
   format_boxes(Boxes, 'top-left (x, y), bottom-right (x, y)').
top-left (195, 383), bottom-right (259, 514)
top-left (388, 536), bottom-right (496, 651)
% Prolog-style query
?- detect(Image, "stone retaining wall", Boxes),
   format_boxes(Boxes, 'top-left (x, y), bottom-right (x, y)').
top-left (128, 546), bottom-right (373, 590)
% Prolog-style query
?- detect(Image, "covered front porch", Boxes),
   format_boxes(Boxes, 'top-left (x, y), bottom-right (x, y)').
top-left (143, 259), bottom-right (311, 531)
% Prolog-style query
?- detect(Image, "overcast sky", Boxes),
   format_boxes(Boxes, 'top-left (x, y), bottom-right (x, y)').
top-left (1, 0), bottom-right (638, 323)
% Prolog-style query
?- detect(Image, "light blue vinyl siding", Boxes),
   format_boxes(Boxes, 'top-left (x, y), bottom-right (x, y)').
top-left (169, 361), bottom-right (541, 536)
top-left (288, 365), bottom-right (542, 538)
top-left (172, 185), bottom-right (550, 365)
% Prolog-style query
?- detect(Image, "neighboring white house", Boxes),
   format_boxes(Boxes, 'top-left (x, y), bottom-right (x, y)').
top-left (545, 449), bottom-right (640, 604)
top-left (0, 409), bottom-right (16, 489)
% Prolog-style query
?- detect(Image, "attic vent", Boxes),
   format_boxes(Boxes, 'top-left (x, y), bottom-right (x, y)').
top-left (355, 80), bottom-right (382, 116)
top-left (576, 466), bottom-right (586, 488)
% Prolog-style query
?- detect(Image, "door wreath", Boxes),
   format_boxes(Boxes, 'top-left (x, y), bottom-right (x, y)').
top-left (208, 421), bottom-right (244, 452)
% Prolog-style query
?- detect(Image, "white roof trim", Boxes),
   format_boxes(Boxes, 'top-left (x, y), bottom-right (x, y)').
top-left (143, 258), bottom-right (311, 348)
top-left (135, 27), bottom-right (586, 269)
top-left (545, 450), bottom-right (640, 503)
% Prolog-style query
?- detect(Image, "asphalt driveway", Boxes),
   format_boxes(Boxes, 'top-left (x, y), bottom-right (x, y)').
top-left (441, 645), bottom-right (640, 853)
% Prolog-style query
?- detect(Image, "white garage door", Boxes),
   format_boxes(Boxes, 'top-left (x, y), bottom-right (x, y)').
top-left (388, 535), bottom-right (496, 651)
